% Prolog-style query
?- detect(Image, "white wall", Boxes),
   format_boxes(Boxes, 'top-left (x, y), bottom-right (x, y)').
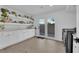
top-left (35, 9), bottom-right (76, 41)
top-left (77, 6), bottom-right (79, 38)
top-left (54, 11), bottom-right (76, 41)
top-left (0, 5), bottom-right (4, 9)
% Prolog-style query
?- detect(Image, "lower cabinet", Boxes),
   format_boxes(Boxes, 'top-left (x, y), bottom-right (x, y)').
top-left (73, 40), bottom-right (79, 53)
top-left (0, 29), bottom-right (35, 49)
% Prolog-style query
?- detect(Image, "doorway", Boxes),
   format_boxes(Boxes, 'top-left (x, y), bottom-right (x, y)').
top-left (36, 17), bottom-right (55, 39)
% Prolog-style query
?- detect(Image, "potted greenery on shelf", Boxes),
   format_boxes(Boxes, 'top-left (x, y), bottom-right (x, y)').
top-left (0, 8), bottom-right (8, 22)
top-left (26, 16), bottom-right (29, 19)
top-left (1, 8), bottom-right (8, 17)
top-left (11, 11), bottom-right (17, 16)
top-left (24, 15), bottom-right (27, 18)
top-left (6, 9), bottom-right (11, 14)
top-left (18, 14), bottom-right (21, 17)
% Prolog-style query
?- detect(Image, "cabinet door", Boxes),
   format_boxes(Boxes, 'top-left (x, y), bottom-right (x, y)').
top-left (73, 41), bottom-right (79, 53)
top-left (0, 32), bottom-right (4, 48)
top-left (0, 32), bottom-right (10, 48)
top-left (10, 31), bottom-right (21, 42)
top-left (73, 45), bottom-right (78, 53)
top-left (7, 31), bottom-right (17, 44)
top-left (0, 32), bottom-right (4, 45)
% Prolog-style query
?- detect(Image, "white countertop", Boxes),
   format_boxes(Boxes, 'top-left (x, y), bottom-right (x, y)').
top-left (0, 28), bottom-right (35, 32)
top-left (73, 33), bottom-right (76, 39)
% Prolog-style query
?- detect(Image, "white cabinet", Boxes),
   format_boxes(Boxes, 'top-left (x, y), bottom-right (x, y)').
top-left (0, 29), bottom-right (35, 49)
top-left (0, 32), bottom-right (10, 48)
top-left (73, 40), bottom-right (79, 53)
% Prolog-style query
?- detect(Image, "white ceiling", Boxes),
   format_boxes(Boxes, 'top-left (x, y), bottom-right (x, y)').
top-left (2, 5), bottom-right (76, 16)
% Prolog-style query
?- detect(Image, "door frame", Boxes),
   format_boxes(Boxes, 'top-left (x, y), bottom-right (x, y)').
top-left (35, 18), bottom-right (55, 39)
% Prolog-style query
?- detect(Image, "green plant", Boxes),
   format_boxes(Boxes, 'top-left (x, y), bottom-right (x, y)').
top-left (26, 16), bottom-right (29, 18)
top-left (0, 17), bottom-right (7, 22)
top-left (1, 8), bottom-right (8, 17)
top-left (6, 9), bottom-right (11, 14)
top-left (1, 8), bottom-right (7, 13)
top-left (1, 12), bottom-right (8, 17)
top-left (30, 17), bottom-right (34, 20)
top-left (11, 11), bottom-right (17, 16)
top-left (18, 14), bottom-right (21, 17)
top-left (24, 15), bottom-right (27, 18)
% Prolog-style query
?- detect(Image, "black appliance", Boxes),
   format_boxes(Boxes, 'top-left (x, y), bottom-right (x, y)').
top-left (62, 28), bottom-right (76, 53)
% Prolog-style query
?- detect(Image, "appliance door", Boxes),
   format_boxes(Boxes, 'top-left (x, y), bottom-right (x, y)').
top-left (65, 31), bottom-right (73, 53)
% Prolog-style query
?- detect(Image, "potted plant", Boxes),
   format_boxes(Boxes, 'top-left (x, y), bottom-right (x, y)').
top-left (11, 11), bottom-right (17, 16)
top-left (30, 16), bottom-right (34, 21)
top-left (24, 15), bottom-right (27, 18)
top-left (0, 8), bottom-right (8, 22)
top-left (1, 8), bottom-right (8, 17)
top-left (6, 9), bottom-right (11, 14)
top-left (30, 17), bottom-right (34, 20)
top-left (18, 14), bottom-right (21, 17)
top-left (26, 16), bottom-right (29, 18)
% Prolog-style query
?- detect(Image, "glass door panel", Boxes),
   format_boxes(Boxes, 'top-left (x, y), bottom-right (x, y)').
top-left (39, 19), bottom-right (45, 36)
top-left (47, 17), bottom-right (55, 37)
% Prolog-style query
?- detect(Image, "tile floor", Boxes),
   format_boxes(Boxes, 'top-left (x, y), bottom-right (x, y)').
top-left (0, 37), bottom-right (65, 53)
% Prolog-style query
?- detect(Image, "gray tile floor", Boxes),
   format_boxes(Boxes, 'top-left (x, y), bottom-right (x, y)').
top-left (0, 37), bottom-right (65, 53)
